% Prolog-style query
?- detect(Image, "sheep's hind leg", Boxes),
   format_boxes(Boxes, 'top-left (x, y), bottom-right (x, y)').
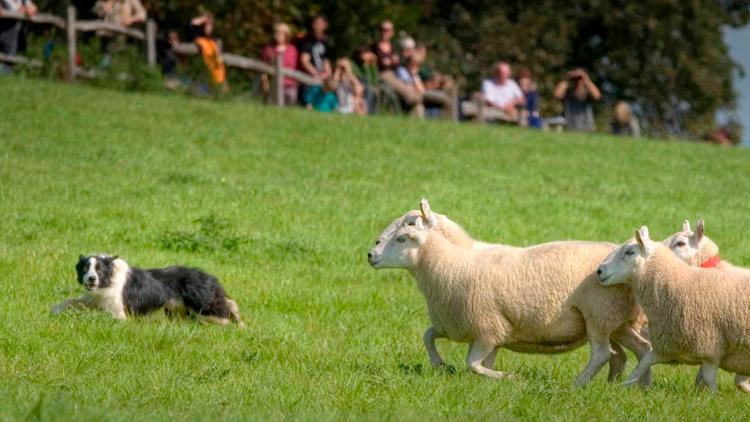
top-left (466, 340), bottom-right (513, 379)
top-left (696, 362), bottom-right (719, 392)
top-left (482, 347), bottom-right (499, 369)
top-left (735, 375), bottom-right (750, 393)
top-left (574, 338), bottom-right (610, 386)
top-left (607, 341), bottom-right (627, 382)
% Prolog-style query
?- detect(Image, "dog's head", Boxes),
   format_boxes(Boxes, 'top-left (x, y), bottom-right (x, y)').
top-left (75, 255), bottom-right (119, 291)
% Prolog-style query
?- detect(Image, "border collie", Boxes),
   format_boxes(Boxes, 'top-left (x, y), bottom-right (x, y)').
top-left (52, 254), bottom-right (244, 326)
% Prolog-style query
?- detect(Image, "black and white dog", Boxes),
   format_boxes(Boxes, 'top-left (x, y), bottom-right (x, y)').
top-left (52, 254), bottom-right (244, 326)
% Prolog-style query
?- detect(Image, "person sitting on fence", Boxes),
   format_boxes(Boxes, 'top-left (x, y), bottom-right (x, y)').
top-left (261, 22), bottom-right (299, 105)
top-left (610, 101), bottom-right (640, 137)
top-left (481, 62), bottom-right (525, 122)
top-left (93, 0), bottom-right (146, 68)
top-left (334, 58), bottom-right (367, 115)
top-left (298, 14), bottom-right (331, 82)
top-left (303, 75), bottom-right (338, 112)
top-left (188, 11), bottom-right (228, 93)
top-left (553, 68), bottom-right (601, 132)
top-left (0, 0), bottom-right (37, 72)
top-left (517, 67), bottom-right (541, 128)
top-left (395, 46), bottom-right (426, 118)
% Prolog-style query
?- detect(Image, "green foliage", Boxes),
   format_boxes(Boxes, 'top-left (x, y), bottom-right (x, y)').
top-left (3, 77), bottom-right (750, 419)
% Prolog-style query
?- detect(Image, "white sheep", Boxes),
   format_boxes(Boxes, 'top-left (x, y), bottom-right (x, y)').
top-left (368, 199), bottom-right (651, 384)
top-left (597, 226), bottom-right (750, 391)
top-left (383, 207), bottom-right (647, 380)
top-left (663, 219), bottom-right (750, 392)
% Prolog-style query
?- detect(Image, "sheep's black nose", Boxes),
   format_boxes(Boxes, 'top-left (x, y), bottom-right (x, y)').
top-left (367, 252), bottom-right (373, 260)
top-left (596, 268), bottom-right (603, 276)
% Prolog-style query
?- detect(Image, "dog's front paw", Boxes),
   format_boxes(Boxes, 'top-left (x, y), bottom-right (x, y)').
top-left (51, 304), bottom-right (66, 315)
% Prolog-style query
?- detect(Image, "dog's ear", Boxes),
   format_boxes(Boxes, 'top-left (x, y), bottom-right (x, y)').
top-left (79, 254), bottom-right (85, 261)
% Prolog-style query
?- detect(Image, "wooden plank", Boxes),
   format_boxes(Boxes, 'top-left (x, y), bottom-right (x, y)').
top-left (66, 6), bottom-right (77, 81)
top-left (0, 11), bottom-right (65, 28)
top-left (0, 53), bottom-right (43, 67)
top-left (273, 54), bottom-right (284, 106)
top-left (146, 20), bottom-right (156, 67)
top-left (75, 20), bottom-right (145, 40)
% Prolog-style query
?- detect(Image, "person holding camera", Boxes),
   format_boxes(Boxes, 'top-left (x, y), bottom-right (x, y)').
top-left (554, 68), bottom-right (601, 132)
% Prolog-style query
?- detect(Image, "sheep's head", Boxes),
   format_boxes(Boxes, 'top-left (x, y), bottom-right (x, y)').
top-left (597, 226), bottom-right (655, 285)
top-left (368, 199), bottom-right (438, 269)
top-left (662, 219), bottom-right (719, 266)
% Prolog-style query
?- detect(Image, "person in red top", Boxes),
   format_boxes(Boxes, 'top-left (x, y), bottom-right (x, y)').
top-left (261, 23), bottom-right (299, 105)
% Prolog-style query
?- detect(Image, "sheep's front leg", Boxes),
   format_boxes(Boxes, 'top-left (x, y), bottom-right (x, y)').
top-left (423, 326), bottom-right (446, 368)
top-left (735, 375), bottom-right (750, 393)
top-left (466, 340), bottom-right (513, 379)
top-left (574, 338), bottom-right (610, 386)
top-left (51, 295), bottom-right (95, 315)
top-left (612, 325), bottom-right (653, 386)
top-left (695, 362), bottom-right (719, 392)
top-left (622, 350), bottom-right (663, 387)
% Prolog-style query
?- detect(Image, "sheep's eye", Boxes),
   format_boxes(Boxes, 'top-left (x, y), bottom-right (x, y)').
top-left (675, 241), bottom-right (686, 248)
top-left (624, 250), bottom-right (636, 256)
top-left (407, 221), bottom-right (415, 226)
top-left (396, 236), bottom-right (406, 243)
top-left (375, 240), bottom-right (381, 245)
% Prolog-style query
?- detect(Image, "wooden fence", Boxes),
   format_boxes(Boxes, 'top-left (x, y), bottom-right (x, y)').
top-left (1, 6), bottom-right (458, 118)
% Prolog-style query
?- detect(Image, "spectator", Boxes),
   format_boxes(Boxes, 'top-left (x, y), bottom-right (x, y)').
top-left (399, 35), bottom-right (415, 63)
top-left (416, 45), bottom-right (454, 118)
top-left (371, 20), bottom-right (399, 72)
top-left (517, 68), bottom-right (541, 128)
top-left (610, 101), bottom-right (641, 137)
top-left (395, 46), bottom-right (426, 117)
top-left (334, 58), bottom-right (367, 115)
top-left (554, 68), bottom-right (601, 132)
top-left (0, 0), bottom-right (37, 72)
top-left (93, 0), bottom-right (145, 67)
top-left (261, 23), bottom-right (299, 105)
top-left (298, 14), bottom-right (331, 81)
top-left (157, 30), bottom-right (180, 87)
top-left (303, 76), bottom-right (338, 112)
top-left (188, 11), bottom-right (228, 92)
top-left (481, 62), bottom-right (525, 121)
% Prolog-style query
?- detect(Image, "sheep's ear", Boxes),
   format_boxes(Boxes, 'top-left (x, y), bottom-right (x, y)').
top-left (635, 226), bottom-right (654, 255)
top-left (682, 219), bottom-right (691, 233)
top-left (419, 198), bottom-right (438, 228)
top-left (694, 219), bottom-right (705, 242)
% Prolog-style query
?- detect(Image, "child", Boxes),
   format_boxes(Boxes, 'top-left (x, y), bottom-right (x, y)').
top-left (304, 76), bottom-right (339, 112)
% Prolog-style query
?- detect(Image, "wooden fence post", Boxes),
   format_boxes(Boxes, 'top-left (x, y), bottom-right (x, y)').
top-left (273, 54), bottom-right (284, 106)
top-left (66, 6), bottom-right (77, 81)
top-left (146, 19), bottom-right (156, 67)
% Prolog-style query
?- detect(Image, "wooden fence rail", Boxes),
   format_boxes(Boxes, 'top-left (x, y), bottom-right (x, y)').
top-left (1, 6), bottom-right (459, 118)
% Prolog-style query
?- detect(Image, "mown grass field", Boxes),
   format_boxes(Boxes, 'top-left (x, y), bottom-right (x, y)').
top-left (1, 76), bottom-right (750, 420)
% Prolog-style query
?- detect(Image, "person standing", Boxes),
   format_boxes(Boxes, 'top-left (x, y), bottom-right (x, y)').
top-left (0, 0), bottom-right (37, 72)
top-left (554, 68), bottom-right (602, 132)
top-left (298, 14), bottom-right (331, 81)
top-left (261, 23), bottom-right (299, 105)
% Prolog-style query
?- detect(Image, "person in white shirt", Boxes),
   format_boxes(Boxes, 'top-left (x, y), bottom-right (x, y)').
top-left (481, 62), bottom-right (525, 121)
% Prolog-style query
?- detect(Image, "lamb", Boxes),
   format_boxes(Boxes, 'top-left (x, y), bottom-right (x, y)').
top-left (597, 226), bottom-right (750, 391)
top-left (367, 199), bottom-right (651, 384)
top-left (663, 219), bottom-right (750, 392)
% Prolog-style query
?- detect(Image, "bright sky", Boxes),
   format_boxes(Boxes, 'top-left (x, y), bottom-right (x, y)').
top-left (725, 25), bottom-right (750, 146)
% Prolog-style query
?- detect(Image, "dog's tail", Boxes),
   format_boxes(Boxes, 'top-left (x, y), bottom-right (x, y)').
top-left (226, 299), bottom-right (245, 328)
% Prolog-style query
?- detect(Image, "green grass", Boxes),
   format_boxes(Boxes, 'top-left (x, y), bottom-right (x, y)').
top-left (1, 76), bottom-right (750, 420)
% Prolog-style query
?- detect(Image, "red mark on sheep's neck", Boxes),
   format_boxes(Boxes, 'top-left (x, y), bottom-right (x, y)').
top-left (700, 255), bottom-right (721, 268)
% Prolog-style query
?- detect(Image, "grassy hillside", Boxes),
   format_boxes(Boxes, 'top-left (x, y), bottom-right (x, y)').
top-left (1, 76), bottom-right (749, 420)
